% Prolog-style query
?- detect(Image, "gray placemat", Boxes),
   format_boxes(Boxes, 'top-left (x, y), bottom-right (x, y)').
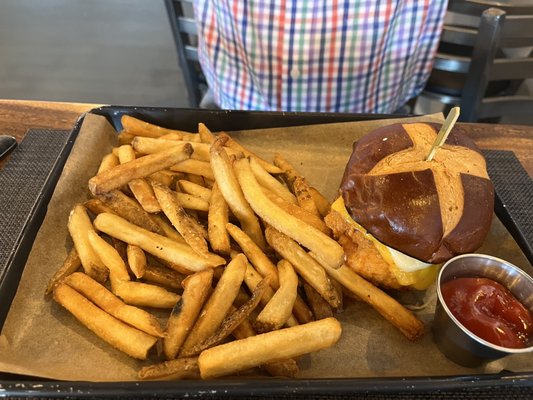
top-left (0, 128), bottom-right (72, 326)
top-left (484, 150), bottom-right (533, 266)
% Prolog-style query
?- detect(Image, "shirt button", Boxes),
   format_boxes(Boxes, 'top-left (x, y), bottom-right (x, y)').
top-left (290, 67), bottom-right (300, 79)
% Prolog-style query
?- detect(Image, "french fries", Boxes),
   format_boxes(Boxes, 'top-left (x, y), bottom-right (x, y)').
top-left (234, 157), bottom-right (344, 270)
top-left (198, 318), bottom-right (342, 379)
top-left (48, 115), bottom-right (430, 381)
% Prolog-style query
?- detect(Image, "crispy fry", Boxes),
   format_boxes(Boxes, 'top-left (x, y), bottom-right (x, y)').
top-left (198, 317), bottom-right (342, 379)
top-left (117, 145), bottom-right (160, 213)
top-left (314, 257), bottom-right (425, 341)
top-left (97, 153), bottom-right (119, 175)
top-left (210, 136), bottom-right (266, 249)
top-left (114, 281), bottom-right (179, 308)
top-left (148, 170), bottom-right (174, 187)
top-left (117, 131), bottom-right (134, 145)
top-left (67, 204), bottom-right (107, 283)
top-left (234, 158), bottom-right (344, 270)
top-left (149, 214), bottom-right (186, 244)
top-left (207, 182), bottom-right (231, 255)
top-left (273, 153), bottom-right (300, 190)
top-left (219, 132), bottom-right (282, 174)
top-left (93, 213), bottom-right (226, 272)
top-left (170, 159), bottom-right (214, 180)
top-left (183, 277), bottom-right (269, 357)
top-left (175, 192), bottom-right (210, 212)
top-left (97, 190), bottom-right (164, 235)
top-left (152, 181), bottom-right (209, 256)
top-left (226, 223), bottom-right (279, 287)
top-left (178, 180), bottom-right (212, 202)
top-left (45, 248), bottom-right (81, 295)
top-left (292, 176), bottom-right (320, 218)
top-left (230, 318), bottom-right (299, 377)
top-left (142, 263), bottom-right (184, 290)
top-left (127, 244), bottom-right (147, 279)
top-left (121, 115), bottom-right (194, 139)
top-left (132, 137), bottom-right (210, 161)
top-left (265, 227), bottom-right (341, 308)
top-left (53, 283), bottom-right (157, 360)
top-left (250, 157), bottom-right (297, 204)
top-left (160, 132), bottom-right (201, 142)
top-left (198, 123), bottom-right (215, 144)
top-left (185, 172), bottom-right (205, 187)
top-left (309, 186), bottom-right (331, 218)
top-left (254, 260), bottom-right (298, 333)
top-left (84, 198), bottom-right (116, 216)
top-left (138, 357), bottom-right (200, 380)
top-left (89, 143), bottom-right (193, 195)
top-left (87, 230), bottom-right (130, 287)
top-left (164, 270), bottom-right (213, 359)
top-left (64, 272), bottom-right (163, 337)
top-left (262, 189), bottom-right (330, 234)
top-left (179, 254), bottom-right (247, 355)
top-left (303, 283), bottom-right (334, 320)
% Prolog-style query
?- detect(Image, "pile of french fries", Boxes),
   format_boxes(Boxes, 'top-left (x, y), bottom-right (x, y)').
top-left (46, 115), bottom-right (423, 380)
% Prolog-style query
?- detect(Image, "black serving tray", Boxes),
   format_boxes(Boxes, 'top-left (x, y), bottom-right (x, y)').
top-left (1, 106), bottom-right (532, 399)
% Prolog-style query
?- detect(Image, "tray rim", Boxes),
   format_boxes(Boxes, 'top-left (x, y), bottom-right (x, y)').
top-left (1, 105), bottom-right (532, 396)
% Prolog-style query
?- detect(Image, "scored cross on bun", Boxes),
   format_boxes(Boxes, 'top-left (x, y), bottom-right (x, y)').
top-left (326, 122), bottom-right (494, 290)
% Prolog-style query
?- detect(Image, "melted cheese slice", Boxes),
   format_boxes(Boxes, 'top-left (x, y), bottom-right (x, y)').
top-left (332, 197), bottom-right (440, 290)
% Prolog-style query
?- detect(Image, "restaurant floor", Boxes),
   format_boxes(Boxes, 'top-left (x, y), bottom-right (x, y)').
top-left (0, 0), bottom-right (531, 125)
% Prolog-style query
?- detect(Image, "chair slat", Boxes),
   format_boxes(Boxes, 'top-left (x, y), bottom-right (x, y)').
top-left (440, 25), bottom-right (478, 46)
top-left (478, 96), bottom-right (533, 118)
top-left (178, 17), bottom-right (197, 35)
top-left (489, 58), bottom-right (533, 80)
top-left (433, 54), bottom-right (470, 73)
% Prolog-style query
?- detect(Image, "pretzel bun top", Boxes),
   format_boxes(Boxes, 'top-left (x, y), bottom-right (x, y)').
top-left (340, 122), bottom-right (494, 263)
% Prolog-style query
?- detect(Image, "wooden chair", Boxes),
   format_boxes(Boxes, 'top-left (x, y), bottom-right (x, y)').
top-left (420, 1), bottom-right (533, 122)
top-left (165, 0), bottom-right (206, 107)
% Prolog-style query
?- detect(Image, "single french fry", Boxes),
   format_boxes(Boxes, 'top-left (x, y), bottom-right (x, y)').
top-left (152, 181), bottom-right (209, 257)
top-left (97, 153), bottom-right (119, 175)
top-left (262, 189), bottom-right (330, 235)
top-left (127, 244), bottom-right (147, 279)
top-left (94, 213), bottom-right (225, 272)
top-left (210, 136), bottom-right (266, 249)
top-left (254, 260), bottom-right (298, 333)
top-left (67, 204), bottom-right (107, 283)
top-left (170, 159), bottom-right (214, 180)
top-left (315, 258), bottom-right (425, 341)
top-left (53, 283), bottom-right (157, 360)
top-left (183, 277), bottom-right (269, 357)
top-left (234, 158), bottom-right (344, 270)
top-left (185, 172), bottom-right (205, 187)
top-left (309, 187), bottom-right (331, 218)
top-left (84, 198), bottom-right (116, 216)
top-left (226, 223), bottom-right (279, 288)
top-left (178, 180), bottom-right (212, 202)
top-left (64, 272), bottom-right (163, 337)
top-left (292, 176), bottom-right (321, 218)
top-left (45, 248), bottom-right (81, 295)
top-left (198, 317), bottom-right (342, 379)
top-left (179, 254), bottom-right (247, 355)
top-left (219, 132), bottom-right (282, 174)
top-left (164, 270), bottom-right (213, 359)
top-left (96, 190), bottom-right (164, 235)
top-left (160, 132), bottom-right (202, 142)
top-left (198, 123), bottom-right (215, 144)
top-left (207, 182), bottom-right (231, 255)
top-left (303, 283), bottom-right (334, 320)
top-left (89, 143), bottom-right (193, 195)
top-left (117, 144), bottom-right (161, 213)
top-left (132, 137), bottom-right (210, 161)
top-left (138, 357), bottom-right (200, 380)
top-left (265, 227), bottom-right (341, 308)
top-left (142, 263), bottom-right (184, 290)
top-left (114, 280), bottom-right (179, 309)
top-left (149, 213), bottom-right (186, 244)
top-left (230, 318), bottom-right (299, 377)
top-left (148, 171), bottom-right (174, 187)
top-left (250, 157), bottom-right (297, 204)
top-left (273, 153), bottom-right (300, 190)
top-left (87, 230), bottom-right (130, 287)
top-left (175, 192), bottom-right (210, 212)
top-left (117, 131), bottom-right (134, 145)
top-left (121, 115), bottom-right (194, 139)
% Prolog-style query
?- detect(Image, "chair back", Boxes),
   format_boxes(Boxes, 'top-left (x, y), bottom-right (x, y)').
top-left (421, 0), bottom-right (533, 122)
top-left (165, 0), bottom-right (205, 107)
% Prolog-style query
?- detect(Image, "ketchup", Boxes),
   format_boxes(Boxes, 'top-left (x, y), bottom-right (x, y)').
top-left (441, 277), bottom-right (533, 348)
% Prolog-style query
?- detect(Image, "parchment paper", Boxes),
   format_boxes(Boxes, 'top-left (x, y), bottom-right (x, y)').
top-left (1, 112), bottom-right (532, 381)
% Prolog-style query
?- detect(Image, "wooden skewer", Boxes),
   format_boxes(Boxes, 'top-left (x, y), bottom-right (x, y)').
top-left (425, 107), bottom-right (460, 161)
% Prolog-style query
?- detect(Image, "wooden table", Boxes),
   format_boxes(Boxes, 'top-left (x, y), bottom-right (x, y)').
top-left (1, 99), bottom-right (532, 177)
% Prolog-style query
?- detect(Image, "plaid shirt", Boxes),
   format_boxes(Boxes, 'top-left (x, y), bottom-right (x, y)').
top-left (194, 0), bottom-right (447, 113)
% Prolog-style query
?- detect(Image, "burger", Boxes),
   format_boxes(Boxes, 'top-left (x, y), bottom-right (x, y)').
top-left (325, 122), bottom-right (494, 290)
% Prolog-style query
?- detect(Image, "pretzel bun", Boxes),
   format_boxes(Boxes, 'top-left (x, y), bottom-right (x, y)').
top-left (340, 122), bottom-right (494, 264)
